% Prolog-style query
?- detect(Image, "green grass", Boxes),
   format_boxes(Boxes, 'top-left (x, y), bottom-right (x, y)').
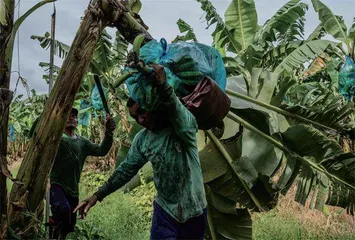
top-left (74, 171), bottom-right (355, 240)
top-left (254, 211), bottom-right (321, 240)
top-left (76, 191), bottom-right (151, 240)
top-left (7, 166), bottom-right (353, 240)
top-left (253, 210), bottom-right (355, 240)
top-left (75, 195), bottom-right (355, 240)
top-left (72, 171), bottom-right (151, 240)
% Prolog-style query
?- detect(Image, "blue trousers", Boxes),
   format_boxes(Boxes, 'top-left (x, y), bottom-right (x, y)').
top-left (151, 201), bottom-right (207, 240)
top-left (49, 184), bottom-right (78, 239)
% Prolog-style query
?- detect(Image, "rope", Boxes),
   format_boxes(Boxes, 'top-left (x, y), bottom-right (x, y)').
top-left (17, 0), bottom-right (21, 77)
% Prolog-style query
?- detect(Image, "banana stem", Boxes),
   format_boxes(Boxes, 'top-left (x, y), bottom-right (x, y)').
top-left (113, 70), bottom-right (138, 88)
top-left (206, 130), bottom-right (265, 212)
top-left (227, 111), bottom-right (355, 191)
top-left (226, 89), bottom-right (337, 133)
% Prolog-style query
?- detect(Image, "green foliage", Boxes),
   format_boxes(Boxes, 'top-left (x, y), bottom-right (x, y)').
top-left (128, 181), bottom-right (156, 227)
top-left (274, 40), bottom-right (336, 74)
top-left (78, 183), bottom-right (150, 239)
top-left (8, 91), bottom-right (46, 144)
top-left (31, 31), bottom-right (70, 59)
top-left (348, 18), bottom-right (355, 40)
top-left (195, 0), bottom-right (240, 54)
top-left (80, 171), bottom-right (108, 193)
top-left (307, 24), bottom-right (326, 41)
top-left (173, 19), bottom-right (198, 43)
top-left (311, 0), bottom-right (350, 49)
top-left (283, 82), bottom-right (355, 130)
top-left (276, 16), bottom-right (306, 44)
top-left (257, 0), bottom-right (308, 45)
top-left (67, 221), bottom-right (108, 240)
top-left (224, 0), bottom-right (258, 52)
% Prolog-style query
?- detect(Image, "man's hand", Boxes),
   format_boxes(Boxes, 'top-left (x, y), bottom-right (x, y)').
top-left (105, 115), bottom-right (116, 133)
top-left (73, 195), bottom-right (98, 219)
top-left (150, 64), bottom-right (166, 86)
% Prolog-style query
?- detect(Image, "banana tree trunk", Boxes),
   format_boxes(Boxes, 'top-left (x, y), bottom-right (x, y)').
top-left (0, 88), bottom-right (13, 237)
top-left (7, 0), bottom-right (151, 237)
top-left (7, 1), bottom-right (110, 236)
top-left (0, 0), bottom-right (15, 236)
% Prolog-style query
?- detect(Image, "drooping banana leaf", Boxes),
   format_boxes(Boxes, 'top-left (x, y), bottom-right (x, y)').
top-left (31, 32), bottom-right (70, 59)
top-left (224, 0), bottom-right (258, 52)
top-left (256, 0), bottom-right (308, 45)
top-left (195, 0), bottom-right (240, 54)
top-left (173, 19), bottom-right (198, 43)
top-left (4, 0), bottom-right (56, 62)
top-left (283, 82), bottom-right (355, 131)
top-left (349, 18), bottom-right (355, 40)
top-left (311, 0), bottom-right (350, 52)
top-left (274, 40), bottom-right (336, 73)
top-left (276, 16), bottom-right (306, 44)
top-left (273, 124), bottom-right (355, 214)
top-left (307, 24), bottom-right (326, 41)
top-left (205, 185), bottom-right (252, 240)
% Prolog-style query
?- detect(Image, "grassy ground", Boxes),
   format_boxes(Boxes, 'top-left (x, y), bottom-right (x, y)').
top-left (7, 163), bottom-right (355, 239)
top-left (74, 171), bottom-right (354, 240)
top-left (253, 209), bottom-right (354, 240)
top-left (73, 190), bottom-right (151, 240)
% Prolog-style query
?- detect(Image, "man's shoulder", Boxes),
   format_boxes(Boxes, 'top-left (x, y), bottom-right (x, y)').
top-left (134, 129), bottom-right (147, 141)
top-left (77, 135), bottom-right (90, 142)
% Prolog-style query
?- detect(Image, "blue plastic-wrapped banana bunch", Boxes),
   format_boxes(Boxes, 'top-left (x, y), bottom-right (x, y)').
top-left (125, 39), bottom-right (226, 111)
top-left (339, 56), bottom-right (355, 101)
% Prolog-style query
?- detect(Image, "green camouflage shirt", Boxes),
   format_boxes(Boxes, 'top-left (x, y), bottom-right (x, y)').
top-left (95, 81), bottom-right (207, 222)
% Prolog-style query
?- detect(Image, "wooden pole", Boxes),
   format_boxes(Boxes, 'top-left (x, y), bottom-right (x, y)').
top-left (45, 4), bottom-right (56, 239)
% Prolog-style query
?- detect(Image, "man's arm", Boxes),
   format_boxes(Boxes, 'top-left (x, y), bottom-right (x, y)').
top-left (94, 133), bottom-right (147, 201)
top-left (74, 132), bottom-right (147, 218)
top-left (153, 65), bottom-right (198, 146)
top-left (86, 116), bottom-right (116, 156)
top-left (85, 134), bottom-right (113, 157)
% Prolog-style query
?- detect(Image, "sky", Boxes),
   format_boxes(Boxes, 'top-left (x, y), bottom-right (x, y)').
top-left (9, 0), bottom-right (355, 97)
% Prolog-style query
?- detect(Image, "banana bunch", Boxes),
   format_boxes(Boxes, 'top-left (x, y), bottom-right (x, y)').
top-left (170, 56), bottom-right (203, 85)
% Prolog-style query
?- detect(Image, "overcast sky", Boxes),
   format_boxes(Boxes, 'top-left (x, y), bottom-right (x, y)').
top-left (9, 0), bottom-right (355, 97)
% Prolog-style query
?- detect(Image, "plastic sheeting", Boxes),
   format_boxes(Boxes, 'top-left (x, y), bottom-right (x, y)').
top-left (125, 39), bottom-right (226, 111)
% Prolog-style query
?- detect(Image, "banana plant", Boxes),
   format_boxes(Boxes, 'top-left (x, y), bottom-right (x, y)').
top-left (195, 72), bottom-right (355, 239)
top-left (7, 90), bottom-right (47, 163)
top-left (192, 0), bottom-right (355, 239)
top-left (196, 0), bottom-right (338, 82)
top-left (1, 1), bottom-right (55, 233)
top-left (311, 0), bottom-right (355, 61)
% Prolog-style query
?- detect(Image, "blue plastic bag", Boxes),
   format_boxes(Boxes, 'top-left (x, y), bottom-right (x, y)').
top-left (125, 39), bottom-right (227, 111)
top-left (9, 124), bottom-right (15, 142)
top-left (78, 100), bottom-right (90, 127)
top-left (339, 56), bottom-right (355, 101)
top-left (91, 84), bottom-right (107, 111)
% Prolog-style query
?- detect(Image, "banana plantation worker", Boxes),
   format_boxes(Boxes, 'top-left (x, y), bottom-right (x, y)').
top-left (74, 64), bottom-right (207, 240)
top-left (31, 108), bottom-right (116, 239)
